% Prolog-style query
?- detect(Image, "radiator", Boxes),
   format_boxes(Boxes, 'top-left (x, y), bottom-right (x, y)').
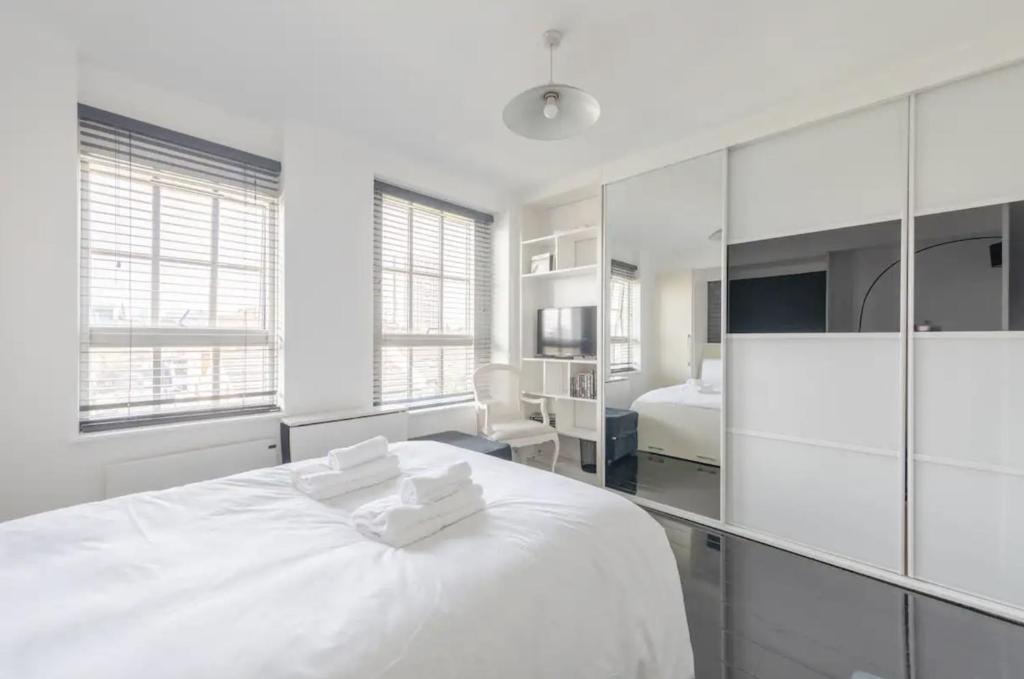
top-left (281, 406), bottom-right (409, 463)
top-left (104, 438), bottom-right (279, 499)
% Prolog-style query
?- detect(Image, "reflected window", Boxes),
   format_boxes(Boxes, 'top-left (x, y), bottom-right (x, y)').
top-left (727, 220), bottom-right (902, 333)
top-left (609, 259), bottom-right (641, 372)
top-left (914, 202), bottom-right (1018, 332)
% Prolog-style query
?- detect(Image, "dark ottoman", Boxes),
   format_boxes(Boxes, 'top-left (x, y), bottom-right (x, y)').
top-left (411, 430), bottom-right (513, 461)
top-left (605, 407), bottom-right (639, 465)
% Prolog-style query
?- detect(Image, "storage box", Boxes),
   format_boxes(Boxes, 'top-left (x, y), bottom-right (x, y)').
top-left (605, 407), bottom-right (638, 465)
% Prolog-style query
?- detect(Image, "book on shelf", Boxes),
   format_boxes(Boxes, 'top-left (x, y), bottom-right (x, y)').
top-left (529, 252), bottom-right (553, 274)
top-left (569, 370), bottom-right (596, 400)
top-left (528, 411), bottom-right (556, 427)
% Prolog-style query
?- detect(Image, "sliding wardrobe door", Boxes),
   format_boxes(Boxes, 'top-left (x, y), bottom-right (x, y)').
top-left (912, 62), bottom-right (1024, 608)
top-left (726, 99), bottom-right (908, 570)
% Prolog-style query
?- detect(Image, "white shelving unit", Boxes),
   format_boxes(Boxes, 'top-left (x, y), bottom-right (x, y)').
top-left (518, 188), bottom-right (604, 483)
top-left (521, 263), bottom-right (597, 280)
top-left (521, 357), bottom-right (598, 365)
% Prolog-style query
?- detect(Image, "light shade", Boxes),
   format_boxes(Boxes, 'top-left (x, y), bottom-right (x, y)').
top-left (503, 84), bottom-right (600, 141)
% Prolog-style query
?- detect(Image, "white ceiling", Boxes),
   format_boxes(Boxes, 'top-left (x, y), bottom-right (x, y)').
top-left (20, 0), bottom-right (1024, 194)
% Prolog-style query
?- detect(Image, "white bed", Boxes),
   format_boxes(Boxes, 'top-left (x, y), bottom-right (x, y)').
top-left (0, 440), bottom-right (693, 679)
top-left (631, 360), bottom-right (722, 466)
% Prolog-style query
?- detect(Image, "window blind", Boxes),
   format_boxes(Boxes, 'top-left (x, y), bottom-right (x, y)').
top-left (78, 105), bottom-right (281, 432)
top-left (707, 280), bottom-right (722, 343)
top-left (609, 259), bottom-right (641, 373)
top-left (373, 181), bottom-right (493, 407)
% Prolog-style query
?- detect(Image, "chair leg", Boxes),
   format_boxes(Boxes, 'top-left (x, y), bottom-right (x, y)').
top-left (550, 434), bottom-right (560, 472)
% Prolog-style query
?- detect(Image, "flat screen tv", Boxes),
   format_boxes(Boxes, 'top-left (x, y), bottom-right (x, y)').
top-left (537, 306), bottom-right (597, 359)
top-left (728, 271), bottom-right (827, 333)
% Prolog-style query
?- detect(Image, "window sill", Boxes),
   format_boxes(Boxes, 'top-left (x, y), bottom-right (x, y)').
top-left (74, 410), bottom-right (282, 443)
top-left (406, 398), bottom-right (475, 414)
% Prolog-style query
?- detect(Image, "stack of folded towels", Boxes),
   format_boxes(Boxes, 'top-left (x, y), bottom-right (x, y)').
top-left (353, 460), bottom-right (485, 547)
top-left (292, 435), bottom-right (399, 500)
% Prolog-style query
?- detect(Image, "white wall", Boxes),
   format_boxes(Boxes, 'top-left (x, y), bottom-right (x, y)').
top-left (78, 65), bottom-right (283, 161)
top-left (914, 205), bottom-right (1003, 331)
top-left (0, 9), bottom-right (82, 519)
top-left (654, 269), bottom-right (693, 387)
top-left (827, 244), bottom-right (902, 332)
top-left (0, 9), bottom-right (509, 521)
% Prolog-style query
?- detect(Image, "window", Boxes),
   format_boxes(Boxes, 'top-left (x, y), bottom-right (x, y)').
top-left (373, 182), bottom-right (493, 407)
top-left (78, 105), bottom-right (281, 431)
top-left (609, 259), bottom-right (641, 373)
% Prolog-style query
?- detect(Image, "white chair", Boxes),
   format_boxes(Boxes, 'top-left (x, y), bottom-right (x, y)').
top-left (472, 364), bottom-right (560, 471)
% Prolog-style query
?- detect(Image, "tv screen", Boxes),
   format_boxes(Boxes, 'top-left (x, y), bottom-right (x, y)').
top-left (728, 271), bottom-right (827, 333)
top-left (537, 306), bottom-right (597, 358)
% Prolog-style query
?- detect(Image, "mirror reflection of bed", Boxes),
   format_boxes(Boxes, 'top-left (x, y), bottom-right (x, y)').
top-left (603, 152), bottom-right (724, 519)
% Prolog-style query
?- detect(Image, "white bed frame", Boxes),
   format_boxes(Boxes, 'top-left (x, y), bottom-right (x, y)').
top-left (634, 401), bottom-right (721, 465)
top-left (634, 346), bottom-right (722, 466)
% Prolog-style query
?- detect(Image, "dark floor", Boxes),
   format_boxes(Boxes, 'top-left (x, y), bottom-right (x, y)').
top-left (607, 451), bottom-right (721, 519)
top-left (654, 514), bottom-right (1024, 679)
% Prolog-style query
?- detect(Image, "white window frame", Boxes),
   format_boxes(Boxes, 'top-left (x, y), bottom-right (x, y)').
top-left (609, 260), bottom-right (641, 374)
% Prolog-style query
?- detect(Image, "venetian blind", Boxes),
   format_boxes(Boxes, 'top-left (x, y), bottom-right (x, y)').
top-left (707, 280), bottom-right (722, 344)
top-left (609, 259), bottom-right (641, 373)
top-left (373, 181), bottom-right (493, 407)
top-left (78, 105), bottom-right (281, 432)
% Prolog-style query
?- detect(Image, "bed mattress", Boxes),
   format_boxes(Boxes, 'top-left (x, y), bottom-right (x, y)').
top-left (632, 382), bottom-right (722, 410)
top-left (0, 440), bottom-right (693, 679)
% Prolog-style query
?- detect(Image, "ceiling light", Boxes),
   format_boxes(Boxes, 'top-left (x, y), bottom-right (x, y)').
top-left (503, 30), bottom-right (600, 141)
top-left (542, 93), bottom-right (559, 120)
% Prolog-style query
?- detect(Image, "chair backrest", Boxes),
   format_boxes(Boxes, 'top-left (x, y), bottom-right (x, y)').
top-left (472, 364), bottom-right (523, 425)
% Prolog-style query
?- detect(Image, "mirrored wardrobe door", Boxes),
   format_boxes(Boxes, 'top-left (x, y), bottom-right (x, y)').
top-left (726, 98), bottom-right (908, 570)
top-left (911, 61), bottom-right (1024, 608)
top-left (602, 151), bottom-right (725, 520)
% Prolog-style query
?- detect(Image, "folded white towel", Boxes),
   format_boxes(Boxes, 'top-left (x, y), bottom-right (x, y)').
top-left (292, 455), bottom-right (400, 500)
top-left (327, 435), bottom-right (389, 471)
top-left (354, 483), bottom-right (485, 547)
top-left (399, 461), bottom-right (472, 505)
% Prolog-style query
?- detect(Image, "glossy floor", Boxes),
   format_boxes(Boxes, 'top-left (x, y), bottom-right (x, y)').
top-left (655, 514), bottom-right (1024, 679)
top-left (608, 452), bottom-right (721, 519)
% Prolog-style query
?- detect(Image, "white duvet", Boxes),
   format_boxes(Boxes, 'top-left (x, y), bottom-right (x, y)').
top-left (632, 381), bottom-right (722, 411)
top-left (0, 440), bottom-right (693, 679)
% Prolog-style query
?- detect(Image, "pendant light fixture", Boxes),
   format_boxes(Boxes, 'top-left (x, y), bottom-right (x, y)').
top-left (503, 30), bottom-right (601, 140)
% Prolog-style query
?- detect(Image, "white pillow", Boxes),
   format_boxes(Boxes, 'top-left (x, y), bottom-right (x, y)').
top-left (700, 358), bottom-right (723, 389)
